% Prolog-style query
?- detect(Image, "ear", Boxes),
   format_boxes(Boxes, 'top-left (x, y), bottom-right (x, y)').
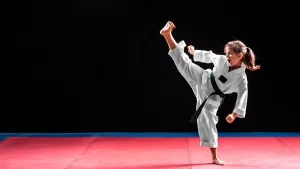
top-left (238, 52), bottom-right (243, 60)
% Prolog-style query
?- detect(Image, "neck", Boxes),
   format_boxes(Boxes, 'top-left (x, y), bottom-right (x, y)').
top-left (229, 63), bottom-right (242, 72)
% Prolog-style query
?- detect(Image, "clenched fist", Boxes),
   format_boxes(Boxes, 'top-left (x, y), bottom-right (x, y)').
top-left (187, 45), bottom-right (195, 55)
top-left (226, 113), bottom-right (237, 123)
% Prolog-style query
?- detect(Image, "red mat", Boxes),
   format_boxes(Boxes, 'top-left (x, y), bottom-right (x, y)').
top-left (0, 137), bottom-right (94, 169)
top-left (0, 137), bottom-right (299, 169)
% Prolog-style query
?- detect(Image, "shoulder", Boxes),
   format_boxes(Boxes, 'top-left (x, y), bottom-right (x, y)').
top-left (197, 50), bottom-right (225, 58)
top-left (211, 52), bottom-right (227, 64)
top-left (219, 54), bottom-right (228, 62)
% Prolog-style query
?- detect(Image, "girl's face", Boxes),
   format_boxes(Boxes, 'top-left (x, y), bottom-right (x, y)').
top-left (224, 46), bottom-right (243, 68)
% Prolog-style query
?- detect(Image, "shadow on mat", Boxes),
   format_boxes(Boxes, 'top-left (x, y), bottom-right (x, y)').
top-left (70, 163), bottom-right (214, 169)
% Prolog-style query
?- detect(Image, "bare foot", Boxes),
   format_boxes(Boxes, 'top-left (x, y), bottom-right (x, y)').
top-left (160, 21), bottom-right (176, 36)
top-left (212, 158), bottom-right (224, 165)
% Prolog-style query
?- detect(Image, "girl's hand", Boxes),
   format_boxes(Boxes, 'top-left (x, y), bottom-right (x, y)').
top-left (187, 45), bottom-right (195, 55)
top-left (226, 113), bottom-right (237, 123)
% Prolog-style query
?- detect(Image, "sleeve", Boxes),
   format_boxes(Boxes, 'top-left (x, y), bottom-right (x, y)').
top-left (233, 80), bottom-right (248, 118)
top-left (193, 50), bottom-right (227, 67)
top-left (168, 41), bottom-right (205, 88)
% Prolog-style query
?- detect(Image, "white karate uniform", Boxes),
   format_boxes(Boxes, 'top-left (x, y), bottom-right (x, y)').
top-left (168, 40), bottom-right (248, 148)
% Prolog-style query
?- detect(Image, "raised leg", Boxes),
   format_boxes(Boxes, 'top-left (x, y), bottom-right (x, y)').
top-left (160, 21), bottom-right (177, 50)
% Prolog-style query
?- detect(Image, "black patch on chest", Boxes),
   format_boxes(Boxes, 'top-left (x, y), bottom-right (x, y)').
top-left (218, 75), bottom-right (227, 83)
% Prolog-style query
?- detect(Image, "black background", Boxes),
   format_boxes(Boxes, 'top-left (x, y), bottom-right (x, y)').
top-left (5, 1), bottom-right (294, 133)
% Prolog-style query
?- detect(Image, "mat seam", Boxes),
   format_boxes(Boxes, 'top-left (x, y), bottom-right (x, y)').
top-left (186, 133), bottom-right (192, 169)
top-left (276, 137), bottom-right (300, 157)
top-left (64, 136), bottom-right (97, 169)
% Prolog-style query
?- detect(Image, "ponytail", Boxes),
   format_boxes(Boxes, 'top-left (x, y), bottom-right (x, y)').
top-left (243, 47), bottom-right (261, 71)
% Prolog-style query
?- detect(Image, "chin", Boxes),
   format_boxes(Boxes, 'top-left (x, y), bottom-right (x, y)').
top-left (230, 62), bottom-right (237, 67)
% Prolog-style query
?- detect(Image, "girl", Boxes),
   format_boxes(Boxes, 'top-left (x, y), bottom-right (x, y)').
top-left (160, 21), bottom-right (260, 165)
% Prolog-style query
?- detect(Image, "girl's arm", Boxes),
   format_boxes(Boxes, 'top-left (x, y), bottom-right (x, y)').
top-left (187, 45), bottom-right (227, 66)
top-left (226, 80), bottom-right (248, 123)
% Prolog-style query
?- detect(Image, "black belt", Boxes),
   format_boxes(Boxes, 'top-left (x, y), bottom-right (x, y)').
top-left (190, 72), bottom-right (225, 124)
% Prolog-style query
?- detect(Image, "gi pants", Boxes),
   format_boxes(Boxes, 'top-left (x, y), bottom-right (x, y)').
top-left (168, 40), bottom-right (221, 148)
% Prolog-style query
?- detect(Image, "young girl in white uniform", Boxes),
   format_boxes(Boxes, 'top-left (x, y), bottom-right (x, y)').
top-left (160, 21), bottom-right (260, 165)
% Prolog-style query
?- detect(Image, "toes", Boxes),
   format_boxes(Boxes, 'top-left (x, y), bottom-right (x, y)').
top-left (213, 159), bottom-right (224, 165)
top-left (160, 21), bottom-right (176, 35)
top-left (167, 21), bottom-right (176, 29)
top-left (171, 22), bottom-right (176, 28)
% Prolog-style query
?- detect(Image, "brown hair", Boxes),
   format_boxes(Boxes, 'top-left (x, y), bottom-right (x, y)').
top-left (225, 40), bottom-right (261, 71)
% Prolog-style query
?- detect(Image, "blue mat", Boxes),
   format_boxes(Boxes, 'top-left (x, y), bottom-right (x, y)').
top-left (0, 133), bottom-right (18, 142)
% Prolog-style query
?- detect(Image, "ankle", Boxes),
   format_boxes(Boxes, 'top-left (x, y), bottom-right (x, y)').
top-left (162, 32), bottom-right (172, 37)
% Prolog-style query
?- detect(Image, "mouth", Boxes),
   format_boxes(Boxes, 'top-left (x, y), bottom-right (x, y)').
top-left (227, 59), bottom-right (231, 64)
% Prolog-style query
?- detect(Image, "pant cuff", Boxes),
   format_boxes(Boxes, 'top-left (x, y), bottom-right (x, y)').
top-left (168, 40), bottom-right (186, 56)
top-left (200, 141), bottom-right (218, 148)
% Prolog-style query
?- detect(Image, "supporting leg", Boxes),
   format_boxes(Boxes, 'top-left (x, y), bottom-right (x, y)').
top-left (210, 148), bottom-right (224, 165)
top-left (198, 105), bottom-right (224, 165)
